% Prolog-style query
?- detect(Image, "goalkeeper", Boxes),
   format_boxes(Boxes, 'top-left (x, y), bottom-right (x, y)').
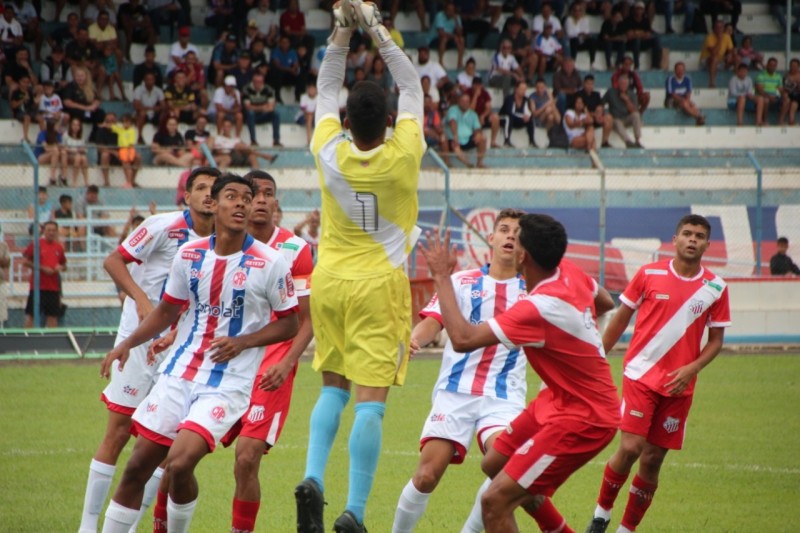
top-left (293, 2), bottom-right (426, 533)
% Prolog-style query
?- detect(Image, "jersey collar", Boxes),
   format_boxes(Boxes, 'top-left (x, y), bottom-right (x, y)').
top-left (208, 233), bottom-right (256, 254)
top-left (182, 209), bottom-right (194, 230)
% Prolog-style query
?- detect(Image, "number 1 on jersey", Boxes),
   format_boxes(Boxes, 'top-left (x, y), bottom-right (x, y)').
top-left (354, 192), bottom-right (378, 232)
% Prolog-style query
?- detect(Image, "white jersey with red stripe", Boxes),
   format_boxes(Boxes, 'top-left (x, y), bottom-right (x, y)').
top-left (116, 210), bottom-right (200, 336)
top-left (160, 234), bottom-right (299, 393)
top-left (620, 259), bottom-right (731, 396)
top-left (488, 259), bottom-right (620, 429)
top-left (420, 265), bottom-right (528, 406)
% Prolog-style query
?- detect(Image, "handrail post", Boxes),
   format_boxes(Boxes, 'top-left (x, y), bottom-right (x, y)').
top-left (22, 142), bottom-right (41, 327)
top-left (200, 143), bottom-right (218, 168)
top-left (426, 148), bottom-right (451, 234)
top-left (589, 149), bottom-right (607, 287)
top-left (746, 151), bottom-right (763, 276)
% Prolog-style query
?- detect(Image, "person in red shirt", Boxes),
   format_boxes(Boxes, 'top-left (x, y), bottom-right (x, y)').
top-left (467, 76), bottom-right (501, 148)
top-left (585, 214), bottom-right (731, 533)
top-left (611, 55), bottom-right (650, 113)
top-left (420, 214), bottom-right (620, 533)
top-left (279, 0), bottom-right (314, 51)
top-left (23, 220), bottom-right (67, 327)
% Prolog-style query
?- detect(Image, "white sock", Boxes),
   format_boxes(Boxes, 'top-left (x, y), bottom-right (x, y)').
top-left (392, 480), bottom-right (432, 533)
top-left (102, 500), bottom-right (139, 533)
top-left (616, 527), bottom-right (633, 533)
top-left (460, 477), bottom-right (491, 533)
top-left (167, 496), bottom-right (198, 533)
top-left (594, 504), bottom-right (612, 521)
top-left (128, 466), bottom-right (164, 533)
top-left (79, 459), bottom-right (117, 533)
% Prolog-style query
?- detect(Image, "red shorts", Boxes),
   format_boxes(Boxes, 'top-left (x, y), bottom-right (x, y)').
top-left (495, 404), bottom-right (616, 497)
top-left (620, 376), bottom-right (693, 450)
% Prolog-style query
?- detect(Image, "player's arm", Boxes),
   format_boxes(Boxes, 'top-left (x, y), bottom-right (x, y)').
top-left (210, 309), bottom-right (299, 363)
top-left (602, 301), bottom-right (634, 354)
top-left (260, 294), bottom-right (312, 390)
top-left (664, 326), bottom-right (725, 396)
top-left (595, 286), bottom-right (615, 317)
top-left (411, 316), bottom-right (443, 355)
top-left (314, 3), bottom-right (352, 126)
top-left (104, 249), bottom-right (153, 321)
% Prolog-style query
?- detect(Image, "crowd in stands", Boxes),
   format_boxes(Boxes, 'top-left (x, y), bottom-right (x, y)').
top-left (0, 0), bottom-right (798, 177)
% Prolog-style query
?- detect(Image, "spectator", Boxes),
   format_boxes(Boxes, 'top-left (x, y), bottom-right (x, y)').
top-left (63, 65), bottom-right (105, 125)
top-left (564, 95), bottom-right (596, 151)
top-left (367, 56), bottom-right (395, 101)
top-left (48, 11), bottom-right (79, 49)
top-left (88, 10), bottom-right (121, 67)
top-left (755, 57), bottom-right (783, 126)
top-left (600, 10), bottom-right (627, 70)
top-left (100, 44), bottom-right (126, 101)
top-left (489, 38), bottom-right (525, 99)
top-left (84, 0), bottom-right (117, 25)
top-left (603, 74), bottom-right (644, 148)
top-left (89, 112), bottom-right (120, 187)
top-left (63, 117), bottom-right (89, 187)
top-left (565, 1), bottom-right (598, 69)
top-left (22, 220), bottom-right (67, 328)
top-left (502, 3), bottom-right (530, 37)
top-left (422, 93), bottom-right (446, 150)
top-left (34, 122), bottom-right (67, 186)
top-left (110, 114), bottom-right (141, 188)
top-left (779, 58), bottom-right (800, 126)
top-left (701, 19), bottom-right (737, 88)
top-left (499, 81), bottom-right (535, 147)
top-left (205, 0), bottom-right (234, 38)
top-left (175, 50), bottom-right (208, 109)
top-left (576, 74), bottom-right (613, 147)
top-left (132, 44), bottom-right (164, 89)
top-left (40, 45), bottom-right (71, 93)
top-left (133, 71), bottom-right (165, 143)
top-left (209, 32), bottom-right (240, 87)
top-left (9, 0), bottom-right (42, 60)
top-left (384, 16), bottom-right (405, 48)
top-left (38, 81), bottom-right (65, 133)
top-left (269, 35), bottom-right (304, 103)
top-left (415, 46), bottom-right (449, 91)
top-left (770, 0), bottom-right (800, 33)
top-left (243, 72), bottom-right (282, 147)
top-left (389, 0), bottom-right (428, 32)
top-left (443, 92), bottom-right (486, 168)
top-left (467, 76), bottom-right (501, 148)
top-left (429, 0), bottom-right (464, 69)
top-left (65, 24), bottom-right (106, 91)
top-left (533, 23), bottom-right (564, 78)
top-left (10, 74), bottom-right (37, 143)
top-left (666, 61), bottom-right (705, 125)
top-left (347, 30), bottom-right (375, 77)
top-left (457, 57), bottom-right (478, 92)
top-left (249, 38), bottom-right (270, 77)
top-left (623, 1), bottom-right (662, 71)
top-left (297, 80), bottom-right (317, 145)
top-left (553, 57), bottom-right (583, 116)
top-left (737, 35), bottom-right (764, 72)
top-left (164, 70), bottom-right (201, 125)
top-left (727, 63), bottom-right (759, 125)
top-left (532, 2), bottom-right (565, 43)
top-left (151, 115), bottom-right (194, 166)
top-left (279, 0), bottom-right (314, 51)
top-left (208, 75), bottom-right (244, 136)
top-left (244, 18), bottom-right (261, 50)
top-left (701, 0), bottom-right (741, 33)
top-left (75, 184), bottom-right (114, 237)
top-left (770, 237), bottom-right (800, 276)
top-left (210, 117), bottom-right (277, 169)
top-left (117, 0), bottom-right (156, 60)
top-left (167, 26), bottom-right (198, 75)
top-left (501, 16), bottom-right (533, 78)
top-left (248, 0), bottom-right (279, 48)
top-left (147, 0), bottom-right (186, 39)
top-left (294, 208), bottom-right (319, 258)
top-left (460, 0), bottom-right (493, 48)
top-left (0, 4), bottom-right (24, 57)
top-left (530, 77), bottom-right (562, 131)
top-left (660, 0), bottom-right (699, 34)
top-left (612, 55), bottom-right (651, 112)
top-left (232, 51), bottom-right (255, 90)
top-left (27, 186), bottom-right (55, 228)
top-left (3, 46), bottom-right (38, 94)
top-left (54, 193), bottom-right (79, 251)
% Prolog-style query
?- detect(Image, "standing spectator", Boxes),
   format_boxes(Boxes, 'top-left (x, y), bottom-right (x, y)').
top-left (499, 81), bottom-right (535, 147)
top-left (63, 117), bottom-right (89, 187)
top-left (269, 35), bottom-right (304, 103)
top-left (666, 62), bottom-right (705, 125)
top-left (151, 115), bottom-right (194, 166)
top-left (443, 92), bottom-right (486, 168)
top-left (40, 45), bottom-right (71, 93)
top-left (563, 94), bottom-right (596, 151)
top-left (779, 58), bottom-right (800, 126)
top-left (167, 26), bottom-right (198, 75)
top-left (489, 39), bottom-right (525, 99)
top-left (22, 221), bottom-right (67, 328)
top-left (0, 4), bottom-right (24, 57)
top-left (293, 208), bottom-right (320, 259)
top-left (737, 35), bottom-right (764, 71)
top-left (701, 19), bottom-right (737, 88)
top-left (603, 74), bottom-right (644, 148)
top-left (553, 57), bottom-right (582, 116)
top-left (533, 23), bottom-right (564, 78)
top-left (623, 1), bottom-right (662, 71)
top-left (727, 63), bottom-right (759, 125)
top-left (54, 193), bottom-right (79, 251)
top-left (10, 74), bottom-right (37, 143)
top-left (279, 0), bottom-right (314, 51)
top-left (38, 81), bottom-right (66, 133)
top-left (243, 72), bottom-right (282, 147)
top-left (770, 237), bottom-right (800, 276)
top-left (205, 0), bottom-right (234, 38)
top-left (530, 77), bottom-right (562, 132)
top-left (110, 114), bottom-right (141, 188)
top-left (63, 65), bottom-right (105, 125)
top-left (89, 112), bottom-right (119, 187)
top-left (600, 10), bottom-right (627, 70)
top-left (297, 79), bottom-right (317, 145)
top-left (468, 76), bottom-right (501, 148)
top-left (27, 185), bottom-right (54, 228)
top-left (34, 122), bottom-right (67, 186)
top-left (701, 0), bottom-right (741, 33)
top-left (576, 74), bottom-right (613, 147)
top-left (9, 0), bottom-right (42, 60)
top-left (415, 46), bottom-right (449, 91)
top-left (755, 57), bottom-right (783, 126)
top-left (132, 45), bottom-right (164, 89)
top-left (117, 0), bottom-right (156, 60)
top-left (429, 0), bottom-right (464, 69)
top-left (422, 93), bottom-right (446, 150)
top-left (208, 75), bottom-right (244, 136)
top-left (209, 32), bottom-right (240, 88)
top-left (612, 55), bottom-right (651, 112)
top-left (133, 71), bottom-right (165, 143)
top-left (565, 1), bottom-right (598, 69)
top-left (164, 70), bottom-right (201, 125)
top-left (770, 0), bottom-right (800, 33)
top-left (232, 51), bottom-right (255, 90)
top-left (248, 0), bottom-right (279, 48)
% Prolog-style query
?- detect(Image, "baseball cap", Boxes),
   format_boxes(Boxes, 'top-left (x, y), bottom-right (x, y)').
top-left (224, 75), bottom-right (237, 86)
top-left (226, 33), bottom-right (238, 43)
top-left (248, 19), bottom-right (258, 28)
top-left (634, 1), bottom-right (645, 8)
top-left (178, 26), bottom-right (190, 37)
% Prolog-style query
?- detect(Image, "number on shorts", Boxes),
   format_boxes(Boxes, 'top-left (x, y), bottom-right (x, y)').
top-left (354, 192), bottom-right (378, 232)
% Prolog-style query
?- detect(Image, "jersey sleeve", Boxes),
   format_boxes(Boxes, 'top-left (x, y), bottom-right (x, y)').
top-left (488, 298), bottom-right (545, 349)
top-left (117, 214), bottom-right (165, 264)
top-left (708, 284), bottom-right (732, 328)
top-left (619, 266), bottom-right (647, 310)
top-left (291, 243), bottom-right (314, 298)
top-left (162, 247), bottom-right (191, 305)
top-left (265, 254), bottom-right (299, 318)
top-left (419, 292), bottom-right (443, 324)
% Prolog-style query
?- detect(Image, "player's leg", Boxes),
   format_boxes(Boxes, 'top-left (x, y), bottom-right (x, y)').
top-left (482, 471), bottom-right (539, 533)
top-left (162, 430), bottom-right (211, 533)
top-left (393, 440), bottom-right (456, 532)
top-left (232, 436), bottom-right (268, 532)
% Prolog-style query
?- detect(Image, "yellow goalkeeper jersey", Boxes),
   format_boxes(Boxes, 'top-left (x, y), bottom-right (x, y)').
top-left (311, 114), bottom-right (425, 279)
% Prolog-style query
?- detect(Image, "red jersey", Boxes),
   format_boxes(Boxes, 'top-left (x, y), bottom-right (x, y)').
top-left (280, 11), bottom-right (305, 34)
top-left (619, 259), bottom-right (731, 397)
top-left (488, 259), bottom-right (620, 429)
top-left (24, 238), bottom-right (66, 292)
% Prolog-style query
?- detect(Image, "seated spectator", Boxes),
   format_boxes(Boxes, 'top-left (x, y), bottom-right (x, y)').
top-left (727, 63), bottom-right (759, 125)
top-left (175, 50), bottom-right (208, 109)
top-left (297, 80), bottom-right (317, 145)
top-left (34, 122), bottom-right (67, 186)
top-left (600, 10), bottom-right (627, 70)
top-left (460, 0), bottom-right (492, 48)
top-left (389, 0), bottom-right (428, 32)
top-left (63, 117), bottom-right (89, 187)
top-left (429, 0), bottom-right (464, 69)
top-left (279, 0), bottom-right (314, 51)
top-left (701, 20), bottom-right (737, 88)
top-left (147, 0), bottom-right (187, 38)
top-left (269, 35), bottom-right (305, 103)
top-left (553, 57), bottom-right (582, 116)
top-left (457, 57), bottom-right (478, 93)
top-left (738, 35), bottom-right (764, 72)
top-left (249, 38), bottom-right (270, 78)
top-left (564, 95), bottom-right (596, 152)
top-left (666, 61), bottom-right (705, 125)
top-left (415, 46), bottom-right (449, 91)
top-left (422, 93), bottom-right (446, 150)
top-left (232, 51), bottom-right (255, 90)
top-left (0, 4), bottom-right (24, 58)
top-left (248, 0), bottom-right (279, 48)
top-left (132, 44), bottom-right (164, 89)
top-left (84, 0), bottom-right (117, 26)
top-left (151, 115), bottom-right (194, 166)
top-left (347, 30), bottom-right (375, 77)
top-left (755, 57), bottom-right (783, 126)
top-left (244, 18), bottom-right (261, 49)
top-left (612, 55), bottom-right (650, 112)
top-left (779, 58), bottom-right (800, 126)
top-left (565, 1), bottom-right (598, 69)
top-left (530, 77), bottom-right (562, 132)
top-left (208, 75), bottom-right (244, 136)
top-left (40, 45), bottom-right (71, 94)
top-left (701, 0), bottom-right (742, 33)
top-left (3, 46), bottom-right (38, 94)
top-left (27, 185), bottom-right (54, 229)
top-left (367, 56), bottom-right (395, 103)
top-left (205, 0), bottom-right (234, 38)
top-left (100, 45), bottom-right (126, 101)
top-left (467, 76), bottom-right (501, 148)
top-left (117, 0), bottom-right (156, 60)
top-left (533, 23), bottom-right (564, 78)
top-left (54, 193), bottom-right (79, 251)
top-left (48, 12), bottom-right (79, 49)
top-left (75, 184), bottom-right (115, 237)
top-left (623, 1), bottom-right (662, 71)
top-left (532, 2), bottom-right (565, 43)
top-left (88, 10), bottom-right (122, 70)
top-left (499, 81), bottom-right (534, 147)
top-left (603, 74), bottom-right (644, 148)
top-left (383, 17), bottom-right (405, 48)
top-left (500, 16), bottom-right (533, 80)
top-left (89, 112), bottom-right (120, 186)
top-left (575, 74), bottom-right (612, 147)
top-left (489, 39), bottom-right (525, 99)
top-left (62, 65), bottom-right (105, 125)
top-left (442, 93), bottom-right (486, 168)
top-left (770, 236), bottom-right (800, 276)
top-left (211, 117), bottom-right (277, 169)
top-left (185, 115), bottom-right (213, 165)
top-left (659, 0), bottom-right (699, 34)
top-left (167, 26), bottom-right (198, 76)
top-left (110, 114), bottom-right (141, 188)
top-left (65, 25), bottom-right (106, 93)
top-left (243, 73), bottom-right (282, 147)
top-left (38, 81), bottom-right (65, 133)
top-left (209, 32), bottom-right (240, 88)
top-left (133, 72), bottom-right (165, 143)
top-left (501, 3), bottom-right (530, 38)
top-left (10, 74), bottom-right (38, 143)
top-left (8, 0), bottom-right (42, 60)
top-left (164, 70), bottom-right (201, 125)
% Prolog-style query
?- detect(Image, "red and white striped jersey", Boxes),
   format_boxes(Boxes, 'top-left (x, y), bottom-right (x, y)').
top-left (421, 265), bottom-right (528, 406)
top-left (161, 234), bottom-right (298, 392)
top-left (620, 259), bottom-right (731, 396)
top-left (488, 259), bottom-right (620, 429)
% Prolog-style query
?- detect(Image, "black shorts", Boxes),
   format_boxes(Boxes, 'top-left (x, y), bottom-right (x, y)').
top-left (25, 290), bottom-right (62, 317)
top-left (452, 139), bottom-right (477, 151)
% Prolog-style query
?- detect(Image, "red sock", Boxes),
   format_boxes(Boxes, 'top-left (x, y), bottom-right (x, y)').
top-left (153, 490), bottom-right (168, 533)
top-left (597, 463), bottom-right (630, 511)
top-left (231, 498), bottom-right (261, 532)
top-left (528, 497), bottom-right (572, 532)
top-left (620, 475), bottom-right (658, 531)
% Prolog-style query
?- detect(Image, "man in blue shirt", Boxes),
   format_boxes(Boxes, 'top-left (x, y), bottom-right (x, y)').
top-left (444, 92), bottom-right (486, 168)
top-left (268, 35), bottom-right (305, 103)
top-left (665, 61), bottom-right (705, 126)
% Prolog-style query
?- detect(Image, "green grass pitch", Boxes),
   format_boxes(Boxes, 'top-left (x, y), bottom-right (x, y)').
top-left (1, 354), bottom-right (799, 532)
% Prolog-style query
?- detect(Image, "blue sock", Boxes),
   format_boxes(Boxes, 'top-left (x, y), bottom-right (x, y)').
top-left (346, 401), bottom-right (386, 524)
top-left (304, 386), bottom-right (350, 493)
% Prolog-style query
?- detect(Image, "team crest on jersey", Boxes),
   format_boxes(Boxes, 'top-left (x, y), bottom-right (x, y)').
top-left (190, 268), bottom-right (204, 280)
top-left (471, 289), bottom-right (487, 299)
top-left (248, 405), bottom-right (265, 423)
top-left (232, 269), bottom-right (248, 289)
top-left (210, 406), bottom-right (226, 422)
top-left (663, 416), bottom-right (680, 433)
top-left (182, 250), bottom-right (202, 261)
top-left (127, 227), bottom-right (149, 247)
top-left (244, 258), bottom-right (266, 269)
top-left (168, 229), bottom-right (187, 239)
top-left (146, 402), bottom-right (158, 413)
top-left (688, 299), bottom-right (705, 315)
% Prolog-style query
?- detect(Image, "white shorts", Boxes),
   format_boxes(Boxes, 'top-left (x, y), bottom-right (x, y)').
top-left (420, 390), bottom-right (523, 464)
top-left (131, 374), bottom-right (250, 452)
top-left (102, 331), bottom-right (165, 415)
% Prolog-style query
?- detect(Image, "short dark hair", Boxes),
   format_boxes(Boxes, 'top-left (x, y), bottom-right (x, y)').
top-left (244, 170), bottom-right (277, 192)
top-left (675, 214), bottom-right (711, 238)
top-left (211, 173), bottom-right (256, 199)
top-left (87, 184), bottom-right (100, 194)
top-left (494, 208), bottom-right (526, 230)
top-left (346, 80), bottom-right (388, 144)
top-left (518, 214), bottom-right (567, 270)
top-left (38, 186), bottom-right (47, 193)
top-left (777, 236), bottom-right (789, 245)
top-left (584, 74), bottom-right (595, 82)
top-left (132, 215), bottom-right (146, 226)
top-left (59, 194), bottom-right (72, 204)
top-left (43, 220), bottom-right (59, 230)
top-left (186, 166), bottom-right (221, 191)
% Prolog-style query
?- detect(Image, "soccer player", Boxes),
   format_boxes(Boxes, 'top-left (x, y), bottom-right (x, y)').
top-left (98, 174), bottom-right (299, 533)
top-left (392, 209), bottom-right (528, 533)
top-left (418, 215), bottom-right (621, 533)
top-left (585, 214), bottom-right (731, 533)
top-left (78, 166), bottom-right (220, 533)
top-left (293, 2), bottom-right (425, 533)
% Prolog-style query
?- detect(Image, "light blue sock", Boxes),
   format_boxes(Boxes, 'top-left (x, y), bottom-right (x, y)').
top-left (304, 386), bottom-right (350, 493)
top-left (346, 401), bottom-right (386, 524)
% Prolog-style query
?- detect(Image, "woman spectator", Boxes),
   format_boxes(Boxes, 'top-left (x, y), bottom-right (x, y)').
top-left (34, 121), bottom-right (68, 186)
top-left (738, 36), bottom-right (764, 72)
top-left (457, 57), bottom-right (477, 93)
top-left (62, 65), bottom-right (104, 125)
top-left (151, 115), bottom-right (194, 166)
top-left (565, 1), bottom-right (598, 69)
top-left (779, 58), bottom-right (800, 126)
top-left (563, 95), bottom-right (595, 152)
top-left (63, 117), bottom-right (90, 187)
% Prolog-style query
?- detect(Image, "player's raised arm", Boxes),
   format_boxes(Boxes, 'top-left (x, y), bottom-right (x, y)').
top-left (315, 1), bottom-right (354, 126)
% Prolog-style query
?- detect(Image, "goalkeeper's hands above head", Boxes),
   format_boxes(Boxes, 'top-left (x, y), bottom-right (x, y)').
top-left (329, 0), bottom-right (356, 47)
top-left (350, 0), bottom-right (393, 47)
